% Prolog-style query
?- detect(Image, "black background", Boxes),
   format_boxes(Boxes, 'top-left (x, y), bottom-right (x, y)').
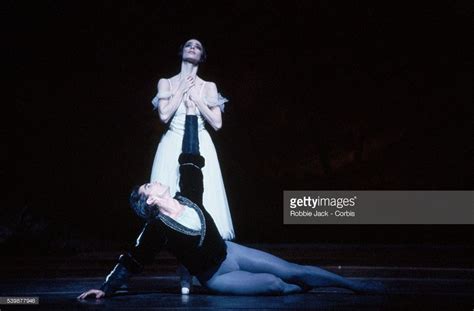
top-left (5, 1), bottom-right (473, 253)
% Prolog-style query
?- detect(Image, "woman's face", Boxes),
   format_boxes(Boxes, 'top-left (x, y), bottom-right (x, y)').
top-left (182, 39), bottom-right (204, 64)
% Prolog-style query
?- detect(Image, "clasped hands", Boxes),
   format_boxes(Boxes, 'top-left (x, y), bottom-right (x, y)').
top-left (178, 75), bottom-right (200, 114)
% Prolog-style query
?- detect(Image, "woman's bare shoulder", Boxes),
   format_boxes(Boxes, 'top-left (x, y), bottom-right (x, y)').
top-left (157, 78), bottom-right (168, 89)
top-left (205, 81), bottom-right (217, 94)
top-left (199, 78), bottom-right (216, 90)
top-left (157, 75), bottom-right (178, 89)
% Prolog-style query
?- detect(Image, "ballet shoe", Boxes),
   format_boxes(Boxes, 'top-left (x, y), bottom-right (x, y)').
top-left (180, 276), bottom-right (192, 295)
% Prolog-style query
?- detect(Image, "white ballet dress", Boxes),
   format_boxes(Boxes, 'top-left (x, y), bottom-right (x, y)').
top-left (150, 79), bottom-right (235, 240)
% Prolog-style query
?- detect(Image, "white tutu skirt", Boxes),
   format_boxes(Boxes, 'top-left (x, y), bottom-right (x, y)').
top-left (150, 129), bottom-right (235, 240)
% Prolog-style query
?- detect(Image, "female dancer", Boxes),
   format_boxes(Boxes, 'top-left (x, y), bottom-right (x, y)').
top-left (150, 39), bottom-right (234, 293)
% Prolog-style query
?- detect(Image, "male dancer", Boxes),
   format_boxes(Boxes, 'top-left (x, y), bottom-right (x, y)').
top-left (78, 99), bottom-right (383, 298)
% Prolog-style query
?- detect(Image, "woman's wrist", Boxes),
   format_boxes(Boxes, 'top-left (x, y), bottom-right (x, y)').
top-left (175, 88), bottom-right (184, 97)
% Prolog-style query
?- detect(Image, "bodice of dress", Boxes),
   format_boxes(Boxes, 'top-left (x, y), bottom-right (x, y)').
top-left (169, 98), bottom-right (206, 135)
top-left (151, 79), bottom-right (229, 136)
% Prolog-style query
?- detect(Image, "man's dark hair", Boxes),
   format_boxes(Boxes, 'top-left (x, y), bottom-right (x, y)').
top-left (129, 185), bottom-right (158, 220)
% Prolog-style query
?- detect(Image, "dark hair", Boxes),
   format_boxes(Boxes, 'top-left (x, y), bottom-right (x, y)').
top-left (178, 39), bottom-right (207, 64)
top-left (129, 185), bottom-right (158, 220)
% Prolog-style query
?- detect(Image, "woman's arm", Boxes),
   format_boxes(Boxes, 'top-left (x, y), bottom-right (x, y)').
top-left (157, 76), bottom-right (195, 123)
top-left (190, 82), bottom-right (222, 131)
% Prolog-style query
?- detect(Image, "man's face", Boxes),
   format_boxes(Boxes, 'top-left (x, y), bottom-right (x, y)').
top-left (139, 181), bottom-right (170, 203)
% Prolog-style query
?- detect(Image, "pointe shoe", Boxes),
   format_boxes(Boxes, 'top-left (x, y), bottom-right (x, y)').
top-left (181, 286), bottom-right (190, 295)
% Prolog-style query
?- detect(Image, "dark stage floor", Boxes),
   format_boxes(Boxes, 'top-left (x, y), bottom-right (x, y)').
top-left (1, 244), bottom-right (473, 310)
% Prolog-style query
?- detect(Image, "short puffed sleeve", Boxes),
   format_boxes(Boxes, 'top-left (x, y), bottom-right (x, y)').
top-left (204, 92), bottom-right (229, 112)
top-left (151, 79), bottom-right (173, 110)
top-left (151, 91), bottom-right (172, 110)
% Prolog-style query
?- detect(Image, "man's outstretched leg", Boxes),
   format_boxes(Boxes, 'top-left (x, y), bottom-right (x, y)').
top-left (228, 242), bottom-right (358, 290)
top-left (205, 270), bottom-right (303, 295)
top-left (203, 242), bottom-right (384, 295)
